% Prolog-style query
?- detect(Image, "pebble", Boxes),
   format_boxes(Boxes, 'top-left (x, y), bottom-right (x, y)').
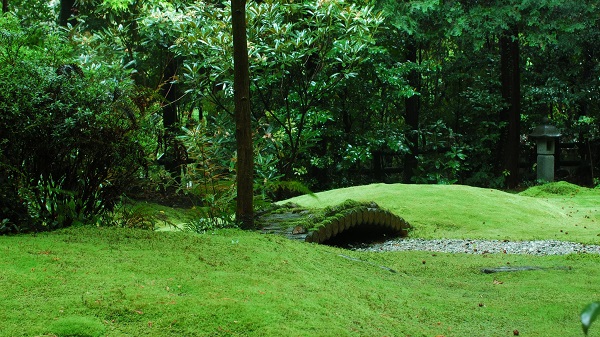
top-left (353, 238), bottom-right (600, 255)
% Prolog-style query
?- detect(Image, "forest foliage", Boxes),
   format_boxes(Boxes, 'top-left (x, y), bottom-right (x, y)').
top-left (1, 0), bottom-right (600, 232)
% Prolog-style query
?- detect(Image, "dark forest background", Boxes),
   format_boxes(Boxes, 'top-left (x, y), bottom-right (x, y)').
top-left (2, 0), bottom-right (599, 232)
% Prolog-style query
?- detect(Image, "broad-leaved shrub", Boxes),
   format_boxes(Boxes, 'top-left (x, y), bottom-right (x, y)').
top-left (0, 15), bottom-right (148, 233)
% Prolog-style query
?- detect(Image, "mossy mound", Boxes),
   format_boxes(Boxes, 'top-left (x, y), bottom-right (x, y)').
top-left (280, 183), bottom-right (600, 242)
top-left (257, 199), bottom-right (411, 244)
top-left (519, 181), bottom-right (587, 197)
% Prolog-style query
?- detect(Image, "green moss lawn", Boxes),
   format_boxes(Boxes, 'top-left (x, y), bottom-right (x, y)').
top-left (1, 182), bottom-right (600, 336)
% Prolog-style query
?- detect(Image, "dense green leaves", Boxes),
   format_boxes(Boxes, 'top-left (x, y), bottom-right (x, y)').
top-left (2, 0), bottom-right (600, 214)
top-left (0, 14), bottom-right (149, 232)
top-left (170, 0), bottom-right (385, 186)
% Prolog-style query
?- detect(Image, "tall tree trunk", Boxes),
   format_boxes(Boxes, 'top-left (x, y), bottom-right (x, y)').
top-left (231, 0), bottom-right (254, 229)
top-left (162, 58), bottom-right (179, 130)
top-left (159, 57), bottom-right (186, 182)
top-left (577, 42), bottom-right (595, 185)
top-left (2, 0), bottom-right (8, 13)
top-left (403, 36), bottom-right (420, 183)
top-left (59, 0), bottom-right (76, 26)
top-left (499, 26), bottom-right (521, 188)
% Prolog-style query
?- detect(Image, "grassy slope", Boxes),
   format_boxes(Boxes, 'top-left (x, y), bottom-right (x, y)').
top-left (283, 182), bottom-right (600, 243)
top-left (2, 227), bottom-right (600, 337)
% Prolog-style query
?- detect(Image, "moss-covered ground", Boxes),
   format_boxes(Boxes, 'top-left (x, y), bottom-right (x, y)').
top-left (1, 182), bottom-right (599, 336)
top-left (284, 181), bottom-right (600, 244)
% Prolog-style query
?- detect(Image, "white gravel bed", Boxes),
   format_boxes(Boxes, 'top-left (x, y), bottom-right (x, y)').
top-left (353, 238), bottom-right (600, 255)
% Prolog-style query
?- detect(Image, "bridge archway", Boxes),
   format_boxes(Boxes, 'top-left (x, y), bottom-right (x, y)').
top-left (259, 201), bottom-right (411, 245)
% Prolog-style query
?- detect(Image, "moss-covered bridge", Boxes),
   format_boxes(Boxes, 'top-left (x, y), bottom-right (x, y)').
top-left (257, 200), bottom-right (411, 244)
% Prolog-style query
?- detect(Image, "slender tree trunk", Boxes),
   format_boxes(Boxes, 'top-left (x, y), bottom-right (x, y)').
top-left (2, 0), bottom-right (8, 13)
top-left (59, 0), bottom-right (76, 26)
top-left (403, 36), bottom-right (420, 184)
top-left (162, 58), bottom-right (179, 130)
top-left (160, 57), bottom-right (185, 182)
top-left (499, 26), bottom-right (521, 188)
top-left (231, 0), bottom-right (254, 229)
top-left (577, 42), bottom-right (594, 185)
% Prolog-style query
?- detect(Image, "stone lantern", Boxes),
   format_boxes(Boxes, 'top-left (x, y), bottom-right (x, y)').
top-left (529, 117), bottom-right (561, 182)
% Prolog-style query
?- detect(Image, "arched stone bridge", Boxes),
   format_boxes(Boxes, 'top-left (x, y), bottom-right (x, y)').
top-left (258, 201), bottom-right (411, 244)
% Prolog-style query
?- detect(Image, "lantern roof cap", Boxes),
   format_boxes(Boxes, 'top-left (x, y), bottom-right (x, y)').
top-left (530, 117), bottom-right (561, 138)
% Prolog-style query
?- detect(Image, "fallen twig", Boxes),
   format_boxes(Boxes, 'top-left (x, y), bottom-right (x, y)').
top-left (338, 254), bottom-right (397, 273)
top-left (481, 266), bottom-right (571, 273)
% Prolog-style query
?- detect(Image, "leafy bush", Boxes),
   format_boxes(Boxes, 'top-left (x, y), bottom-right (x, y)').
top-left (410, 120), bottom-right (467, 185)
top-left (178, 118), bottom-right (237, 231)
top-left (0, 15), bottom-right (148, 233)
top-left (101, 200), bottom-right (160, 230)
top-left (171, 0), bottom-right (384, 189)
